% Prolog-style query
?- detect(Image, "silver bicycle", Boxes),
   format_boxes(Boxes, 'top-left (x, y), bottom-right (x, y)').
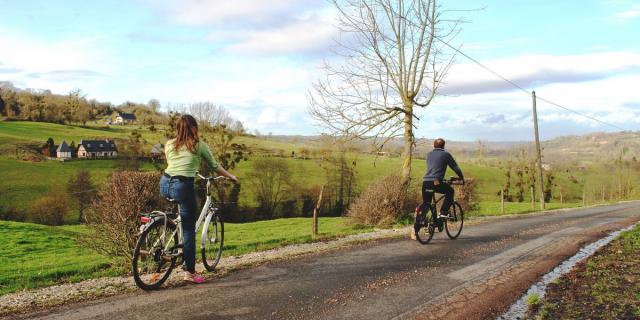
top-left (132, 174), bottom-right (226, 290)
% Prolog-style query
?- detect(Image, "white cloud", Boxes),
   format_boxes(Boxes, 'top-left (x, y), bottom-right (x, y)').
top-left (610, 4), bottom-right (640, 20)
top-left (149, 0), bottom-right (316, 26)
top-left (221, 13), bottom-right (337, 55)
top-left (442, 51), bottom-right (640, 95)
top-left (0, 32), bottom-right (114, 95)
top-left (257, 107), bottom-right (290, 125)
top-left (147, 0), bottom-right (335, 55)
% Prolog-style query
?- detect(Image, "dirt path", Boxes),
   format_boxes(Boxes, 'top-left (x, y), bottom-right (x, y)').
top-left (9, 202), bottom-right (640, 320)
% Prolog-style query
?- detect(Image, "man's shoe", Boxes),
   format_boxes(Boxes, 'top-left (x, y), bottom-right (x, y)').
top-left (438, 212), bottom-right (450, 219)
top-left (437, 219), bottom-right (444, 232)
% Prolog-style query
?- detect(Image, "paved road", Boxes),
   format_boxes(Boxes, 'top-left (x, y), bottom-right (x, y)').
top-left (18, 202), bottom-right (640, 320)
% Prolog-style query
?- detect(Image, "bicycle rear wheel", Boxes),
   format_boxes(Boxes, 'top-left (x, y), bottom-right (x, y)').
top-left (414, 207), bottom-right (435, 245)
top-left (132, 219), bottom-right (178, 290)
top-left (445, 202), bottom-right (464, 239)
top-left (201, 213), bottom-right (224, 272)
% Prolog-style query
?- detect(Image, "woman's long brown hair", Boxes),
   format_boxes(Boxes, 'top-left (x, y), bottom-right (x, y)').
top-left (173, 114), bottom-right (199, 153)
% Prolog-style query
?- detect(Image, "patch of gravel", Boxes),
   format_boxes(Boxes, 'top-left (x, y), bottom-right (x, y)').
top-left (0, 227), bottom-right (410, 317)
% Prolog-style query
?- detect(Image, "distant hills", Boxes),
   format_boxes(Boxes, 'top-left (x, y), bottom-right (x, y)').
top-left (267, 131), bottom-right (640, 164)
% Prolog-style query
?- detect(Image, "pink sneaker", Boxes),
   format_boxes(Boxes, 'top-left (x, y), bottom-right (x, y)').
top-left (184, 272), bottom-right (205, 284)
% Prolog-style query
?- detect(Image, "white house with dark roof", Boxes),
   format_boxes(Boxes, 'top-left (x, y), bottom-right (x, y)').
top-left (115, 112), bottom-right (137, 124)
top-left (77, 139), bottom-right (118, 159)
top-left (56, 140), bottom-right (72, 159)
top-left (150, 143), bottom-right (164, 158)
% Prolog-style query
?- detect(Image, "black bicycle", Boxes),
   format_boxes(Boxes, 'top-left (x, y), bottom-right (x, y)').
top-left (414, 177), bottom-right (464, 244)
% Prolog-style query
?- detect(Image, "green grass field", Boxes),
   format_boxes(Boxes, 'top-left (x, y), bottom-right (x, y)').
top-left (0, 221), bottom-right (115, 295)
top-left (0, 217), bottom-right (372, 295)
top-left (0, 121), bottom-right (512, 215)
top-left (1, 120), bottom-right (606, 225)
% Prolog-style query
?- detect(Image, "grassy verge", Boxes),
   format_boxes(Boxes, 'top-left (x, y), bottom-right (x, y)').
top-left (536, 224), bottom-right (640, 319)
top-left (0, 217), bottom-right (373, 296)
top-left (468, 201), bottom-right (583, 217)
top-left (0, 221), bottom-right (116, 296)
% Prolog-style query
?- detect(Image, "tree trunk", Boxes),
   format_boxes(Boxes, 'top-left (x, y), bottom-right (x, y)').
top-left (401, 107), bottom-right (414, 185)
top-left (313, 186), bottom-right (325, 237)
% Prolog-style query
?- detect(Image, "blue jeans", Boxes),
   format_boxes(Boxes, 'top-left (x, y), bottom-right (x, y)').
top-left (159, 175), bottom-right (197, 273)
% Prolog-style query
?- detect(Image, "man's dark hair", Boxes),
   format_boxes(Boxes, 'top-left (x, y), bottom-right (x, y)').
top-left (434, 138), bottom-right (445, 149)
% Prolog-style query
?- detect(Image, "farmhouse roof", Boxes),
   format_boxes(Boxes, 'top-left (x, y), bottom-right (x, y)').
top-left (56, 140), bottom-right (71, 153)
top-left (118, 112), bottom-right (137, 120)
top-left (150, 143), bottom-right (164, 154)
top-left (79, 139), bottom-right (117, 152)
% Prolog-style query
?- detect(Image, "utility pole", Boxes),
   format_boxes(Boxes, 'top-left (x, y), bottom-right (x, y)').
top-left (532, 91), bottom-right (545, 210)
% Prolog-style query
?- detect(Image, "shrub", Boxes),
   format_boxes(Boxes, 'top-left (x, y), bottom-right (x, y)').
top-left (454, 178), bottom-right (478, 212)
top-left (347, 174), bottom-right (410, 226)
top-left (84, 171), bottom-right (162, 268)
top-left (0, 205), bottom-right (24, 222)
top-left (27, 193), bottom-right (69, 226)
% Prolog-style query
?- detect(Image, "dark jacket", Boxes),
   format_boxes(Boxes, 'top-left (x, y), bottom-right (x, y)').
top-left (423, 148), bottom-right (464, 182)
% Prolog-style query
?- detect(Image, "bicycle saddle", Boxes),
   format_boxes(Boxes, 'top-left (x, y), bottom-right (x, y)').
top-left (164, 197), bottom-right (177, 203)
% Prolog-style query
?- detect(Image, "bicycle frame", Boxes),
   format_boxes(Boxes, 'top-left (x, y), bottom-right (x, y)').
top-left (143, 175), bottom-right (222, 257)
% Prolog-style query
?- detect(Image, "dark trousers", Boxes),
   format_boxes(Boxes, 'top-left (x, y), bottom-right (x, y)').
top-left (159, 175), bottom-right (198, 273)
top-left (421, 180), bottom-right (454, 219)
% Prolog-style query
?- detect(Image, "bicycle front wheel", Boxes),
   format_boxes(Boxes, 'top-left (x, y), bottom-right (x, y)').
top-left (445, 202), bottom-right (464, 239)
top-left (201, 213), bottom-right (224, 272)
top-left (132, 219), bottom-right (178, 290)
top-left (415, 207), bottom-right (435, 245)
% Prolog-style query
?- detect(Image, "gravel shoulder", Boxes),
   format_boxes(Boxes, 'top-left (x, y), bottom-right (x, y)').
top-left (534, 223), bottom-right (640, 319)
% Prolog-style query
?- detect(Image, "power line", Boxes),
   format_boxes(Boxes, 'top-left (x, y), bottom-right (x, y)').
top-left (434, 36), bottom-right (531, 95)
top-left (433, 35), bottom-right (627, 131)
top-left (535, 96), bottom-right (627, 131)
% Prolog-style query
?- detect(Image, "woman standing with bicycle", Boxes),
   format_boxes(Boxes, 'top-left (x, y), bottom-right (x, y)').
top-left (160, 114), bottom-right (238, 283)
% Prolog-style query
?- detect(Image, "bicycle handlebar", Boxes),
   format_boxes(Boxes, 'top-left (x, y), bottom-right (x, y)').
top-left (196, 173), bottom-right (228, 181)
top-left (443, 177), bottom-right (465, 185)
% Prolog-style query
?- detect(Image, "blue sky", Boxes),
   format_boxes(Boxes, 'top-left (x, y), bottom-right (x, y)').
top-left (1, 0), bottom-right (639, 141)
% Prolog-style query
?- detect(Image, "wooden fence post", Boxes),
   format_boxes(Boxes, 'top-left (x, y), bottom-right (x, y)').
top-left (559, 187), bottom-right (564, 204)
top-left (313, 185), bottom-right (325, 237)
top-left (530, 187), bottom-right (535, 210)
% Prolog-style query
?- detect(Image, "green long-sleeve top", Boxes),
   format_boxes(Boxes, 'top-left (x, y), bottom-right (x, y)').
top-left (164, 139), bottom-right (219, 177)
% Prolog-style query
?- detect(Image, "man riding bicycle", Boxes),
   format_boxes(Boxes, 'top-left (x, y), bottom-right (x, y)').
top-left (413, 138), bottom-right (464, 239)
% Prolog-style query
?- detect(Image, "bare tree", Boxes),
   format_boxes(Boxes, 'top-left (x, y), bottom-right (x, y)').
top-left (188, 102), bottom-right (233, 127)
top-left (67, 170), bottom-right (96, 223)
top-left (309, 0), bottom-right (461, 183)
top-left (248, 157), bottom-right (293, 219)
